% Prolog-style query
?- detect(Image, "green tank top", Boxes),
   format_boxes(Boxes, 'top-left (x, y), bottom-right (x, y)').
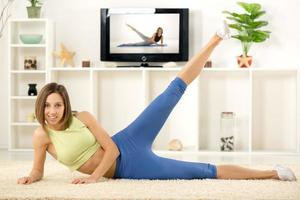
top-left (47, 116), bottom-right (100, 171)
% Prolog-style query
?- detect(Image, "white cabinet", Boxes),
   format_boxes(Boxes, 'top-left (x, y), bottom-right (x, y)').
top-left (198, 70), bottom-right (251, 152)
top-left (45, 68), bottom-right (300, 156)
top-left (7, 20), bottom-right (300, 155)
top-left (8, 19), bottom-right (54, 151)
top-left (251, 70), bottom-right (298, 152)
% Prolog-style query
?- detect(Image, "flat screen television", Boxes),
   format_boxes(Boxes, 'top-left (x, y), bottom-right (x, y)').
top-left (100, 8), bottom-right (189, 66)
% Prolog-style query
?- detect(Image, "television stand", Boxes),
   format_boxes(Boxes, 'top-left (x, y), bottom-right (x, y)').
top-left (117, 63), bottom-right (162, 68)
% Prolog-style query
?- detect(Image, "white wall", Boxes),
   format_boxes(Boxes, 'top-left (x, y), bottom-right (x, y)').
top-left (1, 0), bottom-right (300, 148)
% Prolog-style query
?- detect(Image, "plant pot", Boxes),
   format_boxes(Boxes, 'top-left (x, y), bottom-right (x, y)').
top-left (237, 55), bottom-right (253, 68)
top-left (27, 6), bottom-right (41, 18)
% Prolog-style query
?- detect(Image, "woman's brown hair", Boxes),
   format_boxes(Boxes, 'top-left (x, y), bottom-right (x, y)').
top-left (156, 27), bottom-right (163, 34)
top-left (35, 82), bottom-right (72, 131)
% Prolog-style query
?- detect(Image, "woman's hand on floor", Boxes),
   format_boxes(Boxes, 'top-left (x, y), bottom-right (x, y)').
top-left (17, 176), bottom-right (33, 184)
top-left (71, 176), bottom-right (99, 184)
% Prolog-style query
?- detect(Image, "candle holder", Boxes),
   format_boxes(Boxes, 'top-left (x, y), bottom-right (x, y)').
top-left (28, 83), bottom-right (37, 96)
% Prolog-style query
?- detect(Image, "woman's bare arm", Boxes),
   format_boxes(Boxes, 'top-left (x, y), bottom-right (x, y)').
top-left (17, 127), bottom-right (48, 184)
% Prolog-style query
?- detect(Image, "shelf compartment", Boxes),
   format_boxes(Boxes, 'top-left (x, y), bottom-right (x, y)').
top-left (198, 70), bottom-right (250, 152)
top-left (252, 71), bottom-right (297, 151)
top-left (11, 100), bottom-right (36, 125)
top-left (11, 73), bottom-right (45, 96)
top-left (10, 47), bottom-right (46, 70)
top-left (147, 71), bottom-right (199, 151)
top-left (10, 20), bottom-right (46, 45)
top-left (10, 126), bottom-right (35, 149)
top-left (94, 70), bottom-right (144, 136)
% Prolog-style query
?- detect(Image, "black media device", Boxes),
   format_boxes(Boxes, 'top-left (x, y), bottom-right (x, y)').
top-left (100, 8), bottom-right (189, 67)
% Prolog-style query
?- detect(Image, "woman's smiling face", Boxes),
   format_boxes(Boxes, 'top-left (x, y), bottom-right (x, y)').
top-left (44, 93), bottom-right (65, 128)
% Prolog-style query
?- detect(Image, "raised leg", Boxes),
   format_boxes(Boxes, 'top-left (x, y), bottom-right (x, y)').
top-left (123, 77), bottom-right (187, 149)
top-left (177, 34), bottom-right (222, 85)
top-left (177, 20), bottom-right (231, 85)
top-left (126, 23), bottom-right (150, 42)
top-left (118, 34), bottom-right (224, 149)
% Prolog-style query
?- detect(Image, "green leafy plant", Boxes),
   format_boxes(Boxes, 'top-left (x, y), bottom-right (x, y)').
top-left (28, 0), bottom-right (42, 7)
top-left (223, 2), bottom-right (271, 57)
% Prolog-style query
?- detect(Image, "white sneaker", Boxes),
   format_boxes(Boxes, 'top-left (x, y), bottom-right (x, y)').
top-left (216, 20), bottom-right (231, 40)
top-left (273, 164), bottom-right (297, 181)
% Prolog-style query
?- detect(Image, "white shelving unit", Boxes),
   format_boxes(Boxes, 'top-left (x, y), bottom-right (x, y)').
top-left (8, 18), bottom-right (54, 151)
top-left (48, 67), bottom-right (300, 156)
top-left (7, 20), bottom-right (299, 156)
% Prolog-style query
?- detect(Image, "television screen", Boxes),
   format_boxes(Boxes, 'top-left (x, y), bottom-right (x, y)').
top-left (101, 8), bottom-right (189, 64)
top-left (110, 13), bottom-right (180, 54)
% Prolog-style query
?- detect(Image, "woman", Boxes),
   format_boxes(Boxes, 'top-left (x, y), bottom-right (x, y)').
top-left (17, 21), bottom-right (296, 184)
top-left (118, 24), bottom-right (164, 47)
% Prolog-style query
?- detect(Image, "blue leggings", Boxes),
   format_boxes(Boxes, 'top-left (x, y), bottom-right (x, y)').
top-left (111, 77), bottom-right (217, 180)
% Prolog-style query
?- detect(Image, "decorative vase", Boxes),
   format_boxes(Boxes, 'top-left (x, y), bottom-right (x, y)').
top-left (220, 112), bottom-right (236, 151)
top-left (27, 6), bottom-right (41, 18)
top-left (28, 84), bottom-right (37, 96)
top-left (237, 55), bottom-right (253, 68)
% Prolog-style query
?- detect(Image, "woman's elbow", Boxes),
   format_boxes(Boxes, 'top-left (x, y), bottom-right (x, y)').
top-left (113, 146), bottom-right (120, 158)
top-left (110, 142), bottom-right (120, 158)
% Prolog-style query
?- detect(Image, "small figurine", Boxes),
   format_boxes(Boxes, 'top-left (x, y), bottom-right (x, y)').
top-left (168, 139), bottom-right (183, 151)
top-left (24, 56), bottom-right (37, 70)
top-left (53, 43), bottom-right (76, 67)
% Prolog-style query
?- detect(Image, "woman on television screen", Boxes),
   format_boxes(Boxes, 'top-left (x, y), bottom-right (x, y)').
top-left (118, 24), bottom-right (164, 47)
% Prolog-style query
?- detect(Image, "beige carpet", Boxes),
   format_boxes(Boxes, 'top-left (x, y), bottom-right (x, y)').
top-left (0, 160), bottom-right (299, 200)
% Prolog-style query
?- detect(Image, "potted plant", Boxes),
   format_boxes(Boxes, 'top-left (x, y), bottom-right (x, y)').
top-left (27, 0), bottom-right (42, 18)
top-left (223, 2), bottom-right (271, 67)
